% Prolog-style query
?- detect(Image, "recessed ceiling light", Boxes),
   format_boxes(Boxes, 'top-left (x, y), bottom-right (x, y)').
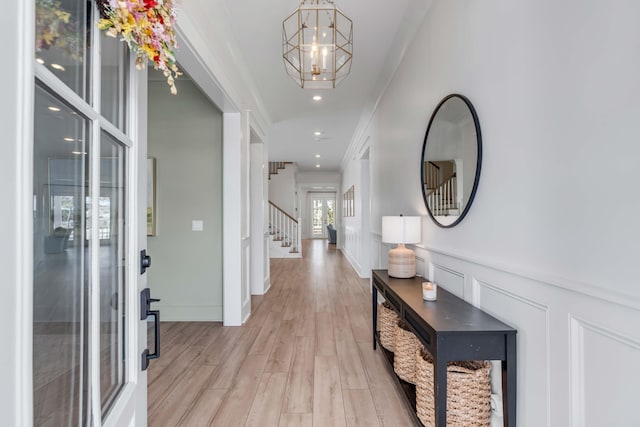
top-left (36, 58), bottom-right (45, 64)
top-left (314, 131), bottom-right (322, 136)
top-left (313, 95), bottom-right (322, 101)
top-left (63, 137), bottom-right (75, 142)
top-left (315, 154), bottom-right (321, 158)
top-left (71, 151), bottom-right (86, 155)
top-left (316, 164), bottom-right (320, 168)
top-left (48, 106), bottom-right (61, 112)
top-left (51, 63), bottom-right (65, 71)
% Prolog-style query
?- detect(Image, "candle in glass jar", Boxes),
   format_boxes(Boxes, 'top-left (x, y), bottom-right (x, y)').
top-left (422, 282), bottom-right (437, 301)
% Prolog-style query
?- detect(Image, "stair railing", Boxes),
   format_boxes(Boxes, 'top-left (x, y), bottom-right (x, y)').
top-left (427, 173), bottom-right (459, 216)
top-left (268, 162), bottom-right (293, 180)
top-left (425, 161), bottom-right (441, 190)
top-left (269, 201), bottom-right (301, 255)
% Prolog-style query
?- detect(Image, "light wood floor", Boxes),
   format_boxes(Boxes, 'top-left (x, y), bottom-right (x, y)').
top-left (148, 239), bottom-right (416, 426)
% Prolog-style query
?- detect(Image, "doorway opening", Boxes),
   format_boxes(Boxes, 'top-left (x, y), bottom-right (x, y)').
top-left (310, 194), bottom-right (336, 239)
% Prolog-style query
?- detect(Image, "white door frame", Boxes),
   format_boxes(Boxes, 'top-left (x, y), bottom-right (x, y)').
top-left (2, 1), bottom-right (35, 424)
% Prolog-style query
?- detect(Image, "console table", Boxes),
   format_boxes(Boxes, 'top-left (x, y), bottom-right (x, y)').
top-left (371, 270), bottom-right (517, 427)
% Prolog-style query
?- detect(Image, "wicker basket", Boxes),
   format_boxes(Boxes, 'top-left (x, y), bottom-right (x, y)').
top-left (393, 321), bottom-right (422, 384)
top-left (378, 302), bottom-right (399, 352)
top-left (415, 348), bottom-right (492, 427)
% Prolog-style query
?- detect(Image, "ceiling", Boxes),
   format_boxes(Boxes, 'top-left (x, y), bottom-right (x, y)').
top-left (220, 0), bottom-right (431, 172)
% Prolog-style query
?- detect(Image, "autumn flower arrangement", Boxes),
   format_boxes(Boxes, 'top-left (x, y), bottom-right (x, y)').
top-left (97, 0), bottom-right (181, 94)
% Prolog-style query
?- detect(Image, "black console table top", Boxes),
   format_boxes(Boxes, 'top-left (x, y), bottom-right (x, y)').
top-left (371, 269), bottom-right (517, 427)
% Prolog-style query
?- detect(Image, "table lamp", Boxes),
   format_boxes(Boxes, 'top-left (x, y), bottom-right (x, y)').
top-left (382, 215), bottom-right (421, 278)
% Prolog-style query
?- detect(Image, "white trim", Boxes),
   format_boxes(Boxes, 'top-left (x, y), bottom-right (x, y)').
top-left (414, 243), bottom-right (640, 311)
top-left (370, 231), bottom-right (640, 311)
top-left (223, 113), bottom-right (243, 326)
top-left (17, 0), bottom-right (35, 424)
top-left (34, 64), bottom-right (100, 122)
top-left (90, 111), bottom-right (102, 423)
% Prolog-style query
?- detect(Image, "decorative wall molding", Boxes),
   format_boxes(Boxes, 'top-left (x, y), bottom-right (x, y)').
top-left (477, 279), bottom-right (551, 425)
top-left (360, 227), bottom-right (640, 424)
top-left (414, 243), bottom-right (640, 311)
top-left (569, 315), bottom-right (640, 426)
top-left (430, 262), bottom-right (465, 298)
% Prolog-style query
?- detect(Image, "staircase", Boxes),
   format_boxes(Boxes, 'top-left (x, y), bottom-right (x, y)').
top-left (426, 174), bottom-right (460, 216)
top-left (425, 162), bottom-right (460, 216)
top-left (268, 162), bottom-right (293, 180)
top-left (269, 201), bottom-right (302, 258)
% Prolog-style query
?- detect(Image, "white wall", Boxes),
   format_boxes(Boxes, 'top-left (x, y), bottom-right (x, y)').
top-left (147, 79), bottom-right (223, 321)
top-left (342, 1), bottom-right (640, 425)
top-left (268, 163), bottom-right (297, 217)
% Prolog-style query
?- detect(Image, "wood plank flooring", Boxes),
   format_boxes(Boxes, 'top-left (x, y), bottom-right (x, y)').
top-left (148, 239), bottom-right (416, 426)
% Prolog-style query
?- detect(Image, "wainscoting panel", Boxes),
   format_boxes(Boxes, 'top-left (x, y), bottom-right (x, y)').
top-left (430, 263), bottom-right (465, 298)
top-left (477, 280), bottom-right (549, 426)
top-left (357, 242), bottom-right (640, 426)
top-left (342, 225), bottom-right (363, 276)
top-left (570, 316), bottom-right (640, 426)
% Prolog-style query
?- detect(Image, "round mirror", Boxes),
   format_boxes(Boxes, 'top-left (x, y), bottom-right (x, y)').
top-left (421, 94), bottom-right (482, 227)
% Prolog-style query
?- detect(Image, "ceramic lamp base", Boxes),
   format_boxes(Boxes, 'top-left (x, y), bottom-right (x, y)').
top-left (388, 244), bottom-right (416, 278)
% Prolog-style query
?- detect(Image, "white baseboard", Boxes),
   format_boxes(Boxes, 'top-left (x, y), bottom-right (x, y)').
top-left (340, 247), bottom-right (368, 278)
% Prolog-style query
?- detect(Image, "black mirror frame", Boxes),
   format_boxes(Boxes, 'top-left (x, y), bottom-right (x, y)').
top-left (420, 94), bottom-right (483, 228)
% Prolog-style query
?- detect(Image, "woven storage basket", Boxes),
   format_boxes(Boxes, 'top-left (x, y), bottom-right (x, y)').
top-left (378, 302), bottom-right (399, 352)
top-left (393, 320), bottom-right (422, 384)
top-left (415, 348), bottom-right (491, 427)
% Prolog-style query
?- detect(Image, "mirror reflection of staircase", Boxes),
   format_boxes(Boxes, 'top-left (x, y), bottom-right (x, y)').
top-left (424, 161), bottom-right (461, 216)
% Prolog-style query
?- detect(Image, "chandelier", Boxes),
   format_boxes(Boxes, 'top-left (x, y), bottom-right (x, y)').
top-left (282, 0), bottom-right (353, 89)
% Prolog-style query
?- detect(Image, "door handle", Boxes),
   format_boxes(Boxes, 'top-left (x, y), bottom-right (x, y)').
top-left (140, 288), bottom-right (161, 371)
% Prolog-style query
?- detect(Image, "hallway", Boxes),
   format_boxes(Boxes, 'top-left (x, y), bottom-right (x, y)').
top-left (147, 239), bottom-right (415, 426)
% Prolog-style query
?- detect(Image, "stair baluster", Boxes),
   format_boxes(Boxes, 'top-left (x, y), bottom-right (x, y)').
top-left (268, 201), bottom-right (301, 257)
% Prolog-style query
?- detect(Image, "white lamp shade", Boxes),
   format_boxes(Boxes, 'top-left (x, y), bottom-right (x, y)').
top-left (381, 216), bottom-right (421, 244)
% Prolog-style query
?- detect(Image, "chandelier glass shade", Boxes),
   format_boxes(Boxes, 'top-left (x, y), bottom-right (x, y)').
top-left (282, 0), bottom-right (353, 89)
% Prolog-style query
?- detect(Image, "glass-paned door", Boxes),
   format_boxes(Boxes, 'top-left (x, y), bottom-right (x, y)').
top-left (310, 196), bottom-right (336, 238)
top-left (98, 131), bottom-right (127, 413)
top-left (32, 0), bottom-right (144, 424)
top-left (33, 84), bottom-right (90, 426)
